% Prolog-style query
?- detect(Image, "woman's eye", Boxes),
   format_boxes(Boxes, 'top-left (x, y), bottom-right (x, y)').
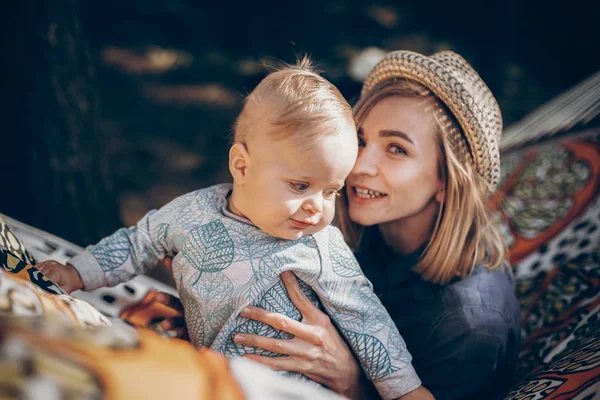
top-left (358, 136), bottom-right (366, 147)
top-left (323, 189), bottom-right (340, 199)
top-left (290, 182), bottom-right (309, 192)
top-left (389, 144), bottom-right (407, 155)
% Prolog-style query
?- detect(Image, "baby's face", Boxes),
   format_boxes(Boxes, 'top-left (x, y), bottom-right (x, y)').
top-left (243, 126), bottom-right (357, 240)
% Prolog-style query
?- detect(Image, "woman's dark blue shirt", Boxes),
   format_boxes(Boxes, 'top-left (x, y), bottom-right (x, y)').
top-left (355, 242), bottom-right (521, 400)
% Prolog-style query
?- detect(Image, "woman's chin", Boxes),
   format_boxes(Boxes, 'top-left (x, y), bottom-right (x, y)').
top-left (349, 208), bottom-right (379, 227)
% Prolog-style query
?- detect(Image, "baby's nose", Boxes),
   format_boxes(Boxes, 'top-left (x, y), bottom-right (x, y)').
top-left (302, 196), bottom-right (323, 214)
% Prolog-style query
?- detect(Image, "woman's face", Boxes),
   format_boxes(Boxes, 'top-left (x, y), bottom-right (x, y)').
top-left (346, 96), bottom-right (444, 227)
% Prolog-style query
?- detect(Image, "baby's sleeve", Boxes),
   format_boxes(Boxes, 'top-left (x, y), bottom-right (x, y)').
top-left (312, 228), bottom-right (421, 399)
top-left (69, 191), bottom-right (199, 290)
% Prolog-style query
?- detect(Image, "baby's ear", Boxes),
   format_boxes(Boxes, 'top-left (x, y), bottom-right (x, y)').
top-left (229, 143), bottom-right (250, 185)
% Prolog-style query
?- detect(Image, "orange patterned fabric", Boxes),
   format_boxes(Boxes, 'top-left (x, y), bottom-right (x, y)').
top-left (499, 133), bottom-right (600, 400)
top-left (492, 138), bottom-right (600, 264)
top-left (505, 304), bottom-right (600, 400)
top-left (0, 213), bottom-right (245, 399)
top-left (0, 268), bottom-right (245, 399)
top-left (120, 289), bottom-right (183, 330)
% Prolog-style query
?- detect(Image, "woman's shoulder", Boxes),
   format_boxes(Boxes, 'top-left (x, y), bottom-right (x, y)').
top-left (412, 265), bottom-right (521, 400)
top-left (436, 264), bottom-right (520, 331)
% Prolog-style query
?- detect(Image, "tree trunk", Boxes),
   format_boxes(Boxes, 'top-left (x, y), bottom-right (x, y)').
top-left (5, 0), bottom-right (121, 246)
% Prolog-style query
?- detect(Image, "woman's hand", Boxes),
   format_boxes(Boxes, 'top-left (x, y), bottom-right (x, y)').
top-left (157, 256), bottom-right (189, 340)
top-left (156, 291), bottom-right (189, 340)
top-left (232, 271), bottom-right (362, 399)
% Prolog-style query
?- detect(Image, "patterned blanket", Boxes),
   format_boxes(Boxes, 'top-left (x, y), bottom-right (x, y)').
top-left (495, 134), bottom-right (600, 400)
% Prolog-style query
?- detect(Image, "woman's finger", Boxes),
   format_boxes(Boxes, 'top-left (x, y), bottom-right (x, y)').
top-left (155, 291), bottom-right (184, 313)
top-left (234, 334), bottom-right (290, 355)
top-left (281, 271), bottom-right (320, 318)
top-left (163, 257), bottom-right (174, 274)
top-left (233, 333), bottom-right (313, 357)
top-left (243, 354), bottom-right (310, 373)
top-left (240, 307), bottom-right (321, 344)
top-left (302, 372), bottom-right (331, 387)
top-left (160, 315), bottom-right (186, 330)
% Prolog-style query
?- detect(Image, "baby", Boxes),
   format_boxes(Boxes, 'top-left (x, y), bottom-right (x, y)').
top-left (39, 59), bottom-right (421, 399)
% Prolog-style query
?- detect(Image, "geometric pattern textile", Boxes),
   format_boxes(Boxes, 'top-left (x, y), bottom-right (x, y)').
top-left (492, 136), bottom-right (600, 266)
top-left (499, 133), bottom-right (600, 400)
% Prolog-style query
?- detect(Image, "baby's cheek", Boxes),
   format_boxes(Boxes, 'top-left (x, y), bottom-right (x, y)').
top-left (282, 199), bottom-right (303, 219)
top-left (321, 202), bottom-right (336, 226)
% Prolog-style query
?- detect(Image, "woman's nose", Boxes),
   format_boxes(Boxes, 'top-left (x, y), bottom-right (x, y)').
top-left (352, 146), bottom-right (378, 177)
top-left (302, 194), bottom-right (323, 214)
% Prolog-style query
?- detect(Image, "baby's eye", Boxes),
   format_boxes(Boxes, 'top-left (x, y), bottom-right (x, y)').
top-left (389, 144), bottom-right (407, 155)
top-left (290, 182), bottom-right (309, 192)
top-left (323, 189), bottom-right (341, 199)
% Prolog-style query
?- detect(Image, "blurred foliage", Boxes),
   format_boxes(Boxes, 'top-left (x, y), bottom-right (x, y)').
top-left (3, 0), bottom-right (597, 242)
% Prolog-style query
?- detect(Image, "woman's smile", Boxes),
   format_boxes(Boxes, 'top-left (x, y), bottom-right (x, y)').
top-left (348, 185), bottom-right (388, 205)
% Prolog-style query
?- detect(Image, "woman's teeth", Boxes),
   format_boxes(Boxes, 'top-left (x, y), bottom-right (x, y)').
top-left (355, 187), bottom-right (387, 199)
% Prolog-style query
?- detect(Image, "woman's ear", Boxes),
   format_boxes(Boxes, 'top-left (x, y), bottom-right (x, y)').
top-left (435, 184), bottom-right (445, 204)
top-left (229, 143), bottom-right (251, 185)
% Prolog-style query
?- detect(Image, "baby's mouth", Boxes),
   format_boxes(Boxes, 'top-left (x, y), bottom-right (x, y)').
top-left (290, 219), bottom-right (317, 229)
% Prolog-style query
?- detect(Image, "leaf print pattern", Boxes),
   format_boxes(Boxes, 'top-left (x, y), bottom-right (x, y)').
top-left (328, 282), bottom-right (387, 337)
top-left (258, 280), bottom-right (301, 318)
top-left (329, 231), bottom-right (362, 278)
top-left (179, 276), bottom-right (205, 347)
top-left (152, 223), bottom-right (170, 252)
top-left (173, 194), bottom-right (209, 230)
top-left (224, 318), bottom-right (290, 357)
top-left (182, 220), bottom-right (234, 273)
top-left (342, 329), bottom-right (394, 380)
top-left (158, 191), bottom-right (197, 216)
top-left (225, 280), bottom-right (301, 356)
top-left (90, 229), bottom-right (131, 271)
top-left (203, 303), bottom-right (233, 345)
top-left (230, 275), bottom-right (269, 311)
top-left (192, 271), bottom-right (234, 344)
top-left (196, 270), bottom-right (234, 303)
top-left (229, 253), bottom-right (285, 309)
top-left (329, 235), bottom-right (361, 278)
top-left (312, 227), bottom-right (416, 391)
top-left (78, 184), bottom-right (416, 393)
top-left (230, 225), bottom-right (314, 260)
top-left (106, 270), bottom-right (132, 287)
top-left (387, 326), bottom-right (412, 364)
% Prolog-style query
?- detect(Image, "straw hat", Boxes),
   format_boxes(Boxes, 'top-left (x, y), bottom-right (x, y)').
top-left (361, 50), bottom-right (502, 193)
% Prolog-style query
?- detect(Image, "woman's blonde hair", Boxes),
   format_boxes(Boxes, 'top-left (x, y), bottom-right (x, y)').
top-left (233, 56), bottom-right (354, 144)
top-left (337, 79), bottom-right (507, 285)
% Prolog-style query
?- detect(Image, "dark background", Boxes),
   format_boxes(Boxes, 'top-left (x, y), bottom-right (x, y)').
top-left (2, 0), bottom-right (598, 247)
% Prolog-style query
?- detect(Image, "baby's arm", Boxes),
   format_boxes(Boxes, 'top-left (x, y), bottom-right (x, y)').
top-left (69, 191), bottom-right (200, 290)
top-left (311, 228), bottom-right (421, 400)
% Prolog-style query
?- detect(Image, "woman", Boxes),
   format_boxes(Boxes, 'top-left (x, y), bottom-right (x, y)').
top-left (226, 51), bottom-right (521, 400)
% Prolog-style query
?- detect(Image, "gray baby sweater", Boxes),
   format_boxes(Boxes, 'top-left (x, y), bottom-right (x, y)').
top-left (70, 184), bottom-right (421, 399)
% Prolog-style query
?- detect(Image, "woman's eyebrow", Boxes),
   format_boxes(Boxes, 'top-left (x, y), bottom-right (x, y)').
top-left (379, 129), bottom-right (414, 145)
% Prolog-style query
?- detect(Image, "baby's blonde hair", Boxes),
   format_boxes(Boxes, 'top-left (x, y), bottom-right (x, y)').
top-left (233, 56), bottom-right (354, 143)
top-left (337, 79), bottom-right (507, 285)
